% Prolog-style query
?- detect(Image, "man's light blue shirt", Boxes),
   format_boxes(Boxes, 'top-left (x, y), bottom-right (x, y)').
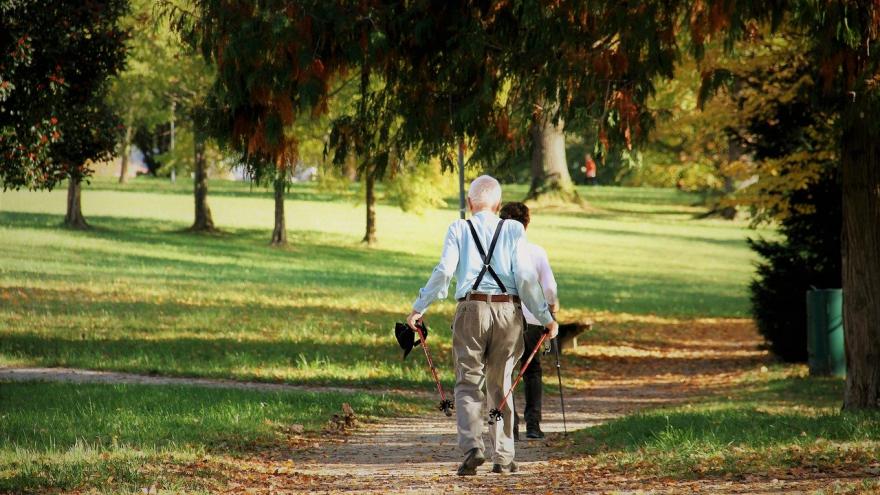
top-left (412, 210), bottom-right (554, 326)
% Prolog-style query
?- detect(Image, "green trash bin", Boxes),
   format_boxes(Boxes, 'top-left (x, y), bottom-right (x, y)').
top-left (806, 289), bottom-right (846, 377)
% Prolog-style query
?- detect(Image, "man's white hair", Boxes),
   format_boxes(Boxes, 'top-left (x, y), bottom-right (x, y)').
top-left (468, 175), bottom-right (502, 209)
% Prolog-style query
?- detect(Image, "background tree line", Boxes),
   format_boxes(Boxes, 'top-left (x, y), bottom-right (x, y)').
top-left (2, 0), bottom-right (877, 409)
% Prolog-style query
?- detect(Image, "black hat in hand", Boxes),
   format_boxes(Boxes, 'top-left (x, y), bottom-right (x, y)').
top-left (394, 321), bottom-right (429, 360)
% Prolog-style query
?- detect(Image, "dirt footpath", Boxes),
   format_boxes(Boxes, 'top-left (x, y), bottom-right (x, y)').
top-left (5, 318), bottom-right (875, 494)
top-left (224, 318), bottom-right (875, 494)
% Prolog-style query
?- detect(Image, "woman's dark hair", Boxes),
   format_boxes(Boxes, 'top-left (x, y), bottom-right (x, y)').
top-left (499, 202), bottom-right (530, 229)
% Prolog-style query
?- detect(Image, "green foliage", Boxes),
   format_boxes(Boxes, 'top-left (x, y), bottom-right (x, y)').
top-left (385, 160), bottom-right (455, 214)
top-left (749, 173), bottom-right (842, 362)
top-left (110, 0), bottom-right (217, 177)
top-left (637, 54), bottom-right (730, 191)
top-left (0, 0), bottom-right (129, 189)
top-left (107, 0), bottom-right (174, 134)
top-left (153, 125), bottom-right (225, 177)
top-left (169, 0), bottom-right (360, 184)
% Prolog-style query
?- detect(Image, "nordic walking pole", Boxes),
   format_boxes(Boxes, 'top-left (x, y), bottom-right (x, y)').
top-left (412, 322), bottom-right (454, 417)
top-left (488, 328), bottom-right (551, 425)
top-left (552, 337), bottom-right (568, 435)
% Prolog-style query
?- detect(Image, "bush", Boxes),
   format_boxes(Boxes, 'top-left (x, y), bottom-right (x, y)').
top-left (749, 172), bottom-right (841, 362)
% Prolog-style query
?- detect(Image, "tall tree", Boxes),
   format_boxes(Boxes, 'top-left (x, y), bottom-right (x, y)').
top-left (113, 0), bottom-right (217, 231)
top-left (107, 0), bottom-right (170, 184)
top-left (168, 0), bottom-right (357, 245)
top-left (319, 1), bottom-right (409, 246)
top-left (326, 58), bottom-right (398, 245)
top-left (170, 59), bottom-right (217, 233)
top-left (527, 101), bottom-right (578, 201)
top-left (366, 0), bottom-right (879, 409)
top-left (691, 0), bottom-right (880, 410)
top-left (1, 0), bottom-right (128, 229)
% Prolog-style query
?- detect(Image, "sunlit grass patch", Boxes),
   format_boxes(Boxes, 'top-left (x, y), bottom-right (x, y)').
top-left (0, 381), bottom-right (421, 493)
top-left (1, 178), bottom-right (765, 388)
top-left (571, 369), bottom-right (880, 479)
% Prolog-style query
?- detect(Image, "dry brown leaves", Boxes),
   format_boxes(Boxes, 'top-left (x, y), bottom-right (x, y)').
top-left (160, 317), bottom-right (879, 494)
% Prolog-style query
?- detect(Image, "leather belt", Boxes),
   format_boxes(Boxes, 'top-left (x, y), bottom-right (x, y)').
top-left (458, 293), bottom-right (521, 303)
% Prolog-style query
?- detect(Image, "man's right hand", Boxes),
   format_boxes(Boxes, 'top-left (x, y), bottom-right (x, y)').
top-left (406, 310), bottom-right (424, 330)
top-left (544, 320), bottom-right (559, 339)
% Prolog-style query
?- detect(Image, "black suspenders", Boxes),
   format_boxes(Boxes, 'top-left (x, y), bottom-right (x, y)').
top-left (466, 219), bottom-right (508, 293)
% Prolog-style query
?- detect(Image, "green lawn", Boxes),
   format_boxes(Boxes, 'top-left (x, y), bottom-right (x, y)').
top-left (0, 177), bottom-right (762, 388)
top-left (0, 381), bottom-right (419, 493)
top-left (0, 177), bottom-right (769, 493)
top-left (573, 368), bottom-right (880, 480)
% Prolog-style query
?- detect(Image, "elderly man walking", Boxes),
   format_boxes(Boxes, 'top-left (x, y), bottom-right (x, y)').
top-left (407, 175), bottom-right (558, 476)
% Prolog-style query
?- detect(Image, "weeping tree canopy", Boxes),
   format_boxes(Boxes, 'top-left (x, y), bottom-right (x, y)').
top-left (172, 0), bottom-right (880, 408)
top-left (365, 2), bottom-right (684, 172)
top-left (166, 0), bottom-right (361, 183)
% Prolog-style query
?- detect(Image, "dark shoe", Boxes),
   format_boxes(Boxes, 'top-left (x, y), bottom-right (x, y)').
top-left (491, 461), bottom-right (519, 473)
top-left (526, 423), bottom-right (545, 439)
top-left (456, 448), bottom-right (486, 476)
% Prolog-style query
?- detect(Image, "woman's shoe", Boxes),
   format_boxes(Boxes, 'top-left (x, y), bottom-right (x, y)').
top-left (526, 423), bottom-right (545, 439)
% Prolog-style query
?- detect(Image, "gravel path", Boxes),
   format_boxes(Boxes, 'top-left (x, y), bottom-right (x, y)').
top-left (4, 322), bottom-right (874, 494)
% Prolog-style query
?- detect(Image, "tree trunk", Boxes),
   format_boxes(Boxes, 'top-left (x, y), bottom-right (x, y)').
top-left (527, 103), bottom-right (578, 202)
top-left (363, 168), bottom-right (377, 245)
top-left (118, 109), bottom-right (134, 184)
top-left (271, 171), bottom-right (287, 246)
top-left (64, 174), bottom-right (89, 229)
top-left (841, 108), bottom-right (880, 410)
top-left (344, 155), bottom-right (358, 182)
top-left (189, 123), bottom-right (216, 232)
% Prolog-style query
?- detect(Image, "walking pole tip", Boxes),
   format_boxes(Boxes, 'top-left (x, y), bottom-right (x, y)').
top-left (487, 408), bottom-right (502, 425)
top-left (439, 399), bottom-right (454, 417)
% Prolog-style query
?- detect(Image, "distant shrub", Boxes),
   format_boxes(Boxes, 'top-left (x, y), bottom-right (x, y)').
top-left (749, 172), bottom-right (841, 362)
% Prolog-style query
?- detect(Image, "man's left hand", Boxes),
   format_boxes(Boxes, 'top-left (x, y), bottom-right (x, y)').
top-left (406, 310), bottom-right (423, 330)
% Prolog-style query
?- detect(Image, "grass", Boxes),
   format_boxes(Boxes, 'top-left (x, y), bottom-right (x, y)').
top-left (572, 368), bottom-right (880, 479)
top-left (0, 176), bottom-right (770, 492)
top-left (0, 177), bottom-right (763, 389)
top-left (0, 380), bottom-right (420, 493)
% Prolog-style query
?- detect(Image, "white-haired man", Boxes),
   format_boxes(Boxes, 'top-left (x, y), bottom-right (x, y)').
top-left (407, 175), bottom-right (558, 476)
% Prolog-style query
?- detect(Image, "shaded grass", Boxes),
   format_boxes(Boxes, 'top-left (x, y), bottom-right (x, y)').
top-left (0, 178), bottom-right (763, 389)
top-left (0, 380), bottom-right (420, 493)
top-left (0, 177), bottom-right (788, 492)
top-left (572, 370), bottom-right (880, 478)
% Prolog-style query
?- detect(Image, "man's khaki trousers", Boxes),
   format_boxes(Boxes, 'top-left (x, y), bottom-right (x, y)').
top-left (452, 299), bottom-right (525, 464)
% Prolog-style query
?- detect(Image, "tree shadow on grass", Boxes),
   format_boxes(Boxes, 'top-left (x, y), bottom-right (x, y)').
top-left (0, 211), bottom-right (433, 295)
top-left (0, 330), bottom-right (453, 391)
top-left (2, 211), bottom-right (751, 318)
top-left (558, 222), bottom-right (750, 249)
top-left (1, 280), bottom-right (458, 391)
